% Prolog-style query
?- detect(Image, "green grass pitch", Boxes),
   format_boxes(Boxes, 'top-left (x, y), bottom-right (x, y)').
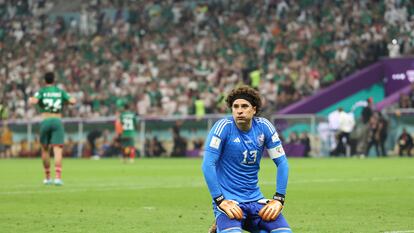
top-left (0, 157), bottom-right (413, 233)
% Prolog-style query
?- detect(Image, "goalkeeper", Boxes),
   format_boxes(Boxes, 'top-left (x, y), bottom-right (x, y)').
top-left (202, 86), bottom-right (291, 233)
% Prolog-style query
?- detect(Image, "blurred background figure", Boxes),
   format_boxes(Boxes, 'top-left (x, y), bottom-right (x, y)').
top-left (362, 98), bottom-right (374, 125)
top-left (87, 129), bottom-right (102, 158)
top-left (287, 131), bottom-right (300, 144)
top-left (387, 39), bottom-right (401, 58)
top-left (376, 112), bottom-right (388, 157)
top-left (0, 122), bottom-right (14, 158)
top-left (171, 122), bottom-right (187, 157)
top-left (397, 128), bottom-right (413, 157)
top-left (146, 136), bottom-right (166, 157)
top-left (331, 108), bottom-right (355, 157)
top-left (118, 103), bottom-right (138, 163)
top-left (299, 132), bottom-right (311, 157)
top-left (362, 112), bottom-right (389, 157)
top-left (328, 108), bottom-right (341, 155)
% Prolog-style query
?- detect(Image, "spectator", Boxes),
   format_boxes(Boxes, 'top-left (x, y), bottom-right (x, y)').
top-left (408, 83), bottom-right (414, 107)
top-left (387, 38), bottom-right (401, 58)
top-left (102, 136), bottom-right (122, 158)
top-left (398, 128), bottom-right (413, 157)
top-left (87, 129), bottom-right (102, 158)
top-left (0, 122), bottom-right (13, 158)
top-left (151, 136), bottom-right (166, 157)
top-left (0, 101), bottom-right (9, 120)
top-left (170, 122), bottom-right (187, 157)
top-left (31, 136), bottom-right (42, 158)
top-left (361, 98), bottom-right (374, 124)
top-left (2, 1), bottom-right (412, 120)
top-left (18, 139), bottom-right (30, 158)
top-left (63, 137), bottom-right (76, 158)
top-left (398, 93), bottom-right (411, 108)
top-left (287, 131), bottom-right (300, 144)
top-left (299, 132), bottom-right (311, 157)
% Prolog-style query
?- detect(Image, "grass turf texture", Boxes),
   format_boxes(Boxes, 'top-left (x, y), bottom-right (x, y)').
top-left (0, 157), bottom-right (413, 233)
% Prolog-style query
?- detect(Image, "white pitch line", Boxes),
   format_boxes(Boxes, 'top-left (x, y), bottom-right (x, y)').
top-left (383, 231), bottom-right (414, 233)
top-left (0, 176), bottom-right (414, 196)
top-left (288, 176), bottom-right (414, 184)
top-left (0, 182), bottom-right (206, 195)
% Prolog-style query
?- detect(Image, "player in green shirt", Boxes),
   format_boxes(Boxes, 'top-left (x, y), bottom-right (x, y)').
top-left (29, 72), bottom-right (76, 186)
top-left (118, 103), bottom-right (138, 163)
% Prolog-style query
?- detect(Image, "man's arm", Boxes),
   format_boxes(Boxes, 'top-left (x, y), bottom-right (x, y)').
top-left (259, 145), bottom-right (289, 221)
top-left (272, 155), bottom-right (289, 195)
top-left (62, 90), bottom-right (76, 105)
top-left (68, 97), bottom-right (76, 105)
top-left (201, 150), bottom-right (222, 201)
top-left (202, 119), bottom-right (244, 219)
top-left (258, 118), bottom-right (289, 197)
top-left (28, 97), bottom-right (39, 105)
top-left (202, 119), bottom-right (230, 199)
top-left (202, 152), bottom-right (243, 220)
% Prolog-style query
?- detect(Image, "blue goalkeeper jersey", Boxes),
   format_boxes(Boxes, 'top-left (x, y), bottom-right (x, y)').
top-left (202, 116), bottom-right (289, 203)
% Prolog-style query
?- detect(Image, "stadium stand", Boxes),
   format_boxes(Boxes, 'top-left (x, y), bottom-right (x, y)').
top-left (1, 0), bottom-right (413, 120)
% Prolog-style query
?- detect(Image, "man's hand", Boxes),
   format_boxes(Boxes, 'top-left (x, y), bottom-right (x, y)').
top-left (28, 97), bottom-right (39, 105)
top-left (258, 199), bottom-right (283, 221)
top-left (217, 200), bottom-right (243, 220)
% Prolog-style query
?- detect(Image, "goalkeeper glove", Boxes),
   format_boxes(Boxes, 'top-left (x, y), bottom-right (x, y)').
top-left (258, 193), bottom-right (285, 221)
top-left (216, 199), bottom-right (243, 220)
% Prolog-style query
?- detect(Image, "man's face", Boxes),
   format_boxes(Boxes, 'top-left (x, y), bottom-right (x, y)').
top-left (232, 99), bottom-right (256, 125)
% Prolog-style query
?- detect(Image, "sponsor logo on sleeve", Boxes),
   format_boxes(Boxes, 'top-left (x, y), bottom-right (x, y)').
top-left (272, 133), bottom-right (280, 143)
top-left (209, 136), bottom-right (221, 149)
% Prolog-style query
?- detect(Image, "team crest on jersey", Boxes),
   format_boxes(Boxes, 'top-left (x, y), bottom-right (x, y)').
top-left (272, 132), bottom-right (280, 142)
top-left (257, 133), bottom-right (265, 146)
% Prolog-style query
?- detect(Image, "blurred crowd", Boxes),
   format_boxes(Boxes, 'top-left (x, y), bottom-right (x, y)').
top-left (1, 0), bottom-right (414, 120)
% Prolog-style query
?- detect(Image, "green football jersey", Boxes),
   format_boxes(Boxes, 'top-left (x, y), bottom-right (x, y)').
top-left (34, 86), bottom-right (71, 114)
top-left (120, 111), bottom-right (137, 137)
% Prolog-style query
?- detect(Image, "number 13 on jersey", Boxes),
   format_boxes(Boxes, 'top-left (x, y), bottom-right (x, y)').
top-left (242, 150), bottom-right (257, 165)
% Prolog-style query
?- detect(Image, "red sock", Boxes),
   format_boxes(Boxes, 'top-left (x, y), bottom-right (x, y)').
top-left (129, 147), bottom-right (136, 159)
top-left (44, 167), bottom-right (51, 180)
top-left (55, 165), bottom-right (62, 179)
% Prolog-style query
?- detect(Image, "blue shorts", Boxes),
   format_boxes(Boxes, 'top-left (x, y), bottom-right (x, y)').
top-left (213, 201), bottom-right (291, 233)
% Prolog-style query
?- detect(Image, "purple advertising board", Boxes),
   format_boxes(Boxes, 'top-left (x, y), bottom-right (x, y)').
top-left (383, 58), bottom-right (414, 96)
top-left (278, 57), bottom-right (414, 114)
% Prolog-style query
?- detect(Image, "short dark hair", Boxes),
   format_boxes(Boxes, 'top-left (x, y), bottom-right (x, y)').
top-left (226, 85), bottom-right (262, 115)
top-left (44, 72), bottom-right (55, 84)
